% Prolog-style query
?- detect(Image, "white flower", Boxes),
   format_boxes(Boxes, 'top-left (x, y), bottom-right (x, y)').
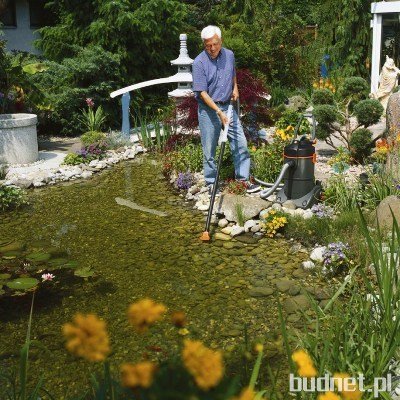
top-left (41, 273), bottom-right (55, 282)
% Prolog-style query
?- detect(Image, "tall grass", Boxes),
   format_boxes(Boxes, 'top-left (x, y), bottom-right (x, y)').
top-left (280, 210), bottom-right (400, 399)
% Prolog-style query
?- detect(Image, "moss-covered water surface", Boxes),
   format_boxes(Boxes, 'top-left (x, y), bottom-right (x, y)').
top-left (0, 156), bottom-right (323, 398)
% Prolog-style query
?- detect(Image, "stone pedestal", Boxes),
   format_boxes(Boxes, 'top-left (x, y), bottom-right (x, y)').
top-left (0, 114), bottom-right (38, 165)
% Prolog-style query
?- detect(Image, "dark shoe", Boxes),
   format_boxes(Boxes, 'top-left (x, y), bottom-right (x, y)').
top-left (246, 182), bottom-right (261, 193)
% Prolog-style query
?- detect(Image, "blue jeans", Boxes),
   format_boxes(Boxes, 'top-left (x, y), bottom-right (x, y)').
top-left (198, 102), bottom-right (250, 185)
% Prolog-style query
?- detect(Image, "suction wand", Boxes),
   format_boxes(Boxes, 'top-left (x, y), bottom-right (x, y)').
top-left (200, 103), bottom-right (234, 241)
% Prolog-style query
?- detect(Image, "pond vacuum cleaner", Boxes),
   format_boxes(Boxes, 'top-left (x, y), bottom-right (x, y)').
top-left (256, 112), bottom-right (322, 209)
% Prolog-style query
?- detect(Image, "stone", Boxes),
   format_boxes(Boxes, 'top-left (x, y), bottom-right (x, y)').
top-left (386, 92), bottom-right (400, 181)
top-left (283, 294), bottom-right (311, 313)
top-left (230, 225), bottom-right (245, 237)
top-left (214, 193), bottom-right (270, 223)
top-left (218, 218), bottom-right (229, 228)
top-left (310, 246), bottom-right (326, 263)
top-left (370, 195), bottom-right (400, 230)
top-left (214, 232), bottom-right (232, 241)
top-left (274, 279), bottom-right (293, 293)
top-left (249, 287), bottom-right (274, 297)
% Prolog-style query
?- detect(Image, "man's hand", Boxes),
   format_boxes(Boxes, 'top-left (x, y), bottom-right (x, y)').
top-left (231, 86), bottom-right (239, 101)
top-left (218, 110), bottom-right (230, 126)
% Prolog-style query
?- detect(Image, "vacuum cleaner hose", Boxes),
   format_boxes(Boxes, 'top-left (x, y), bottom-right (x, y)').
top-left (259, 161), bottom-right (295, 199)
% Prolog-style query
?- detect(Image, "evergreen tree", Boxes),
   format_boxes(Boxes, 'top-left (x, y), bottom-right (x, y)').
top-left (314, 0), bottom-right (372, 79)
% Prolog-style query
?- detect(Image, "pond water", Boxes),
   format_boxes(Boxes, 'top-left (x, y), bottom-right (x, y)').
top-left (0, 156), bottom-right (321, 397)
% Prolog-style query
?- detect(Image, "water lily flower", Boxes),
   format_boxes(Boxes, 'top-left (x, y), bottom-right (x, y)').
top-left (41, 273), bottom-right (55, 281)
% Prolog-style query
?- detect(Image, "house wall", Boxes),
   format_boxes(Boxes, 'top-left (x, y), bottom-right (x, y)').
top-left (3, 0), bottom-right (41, 54)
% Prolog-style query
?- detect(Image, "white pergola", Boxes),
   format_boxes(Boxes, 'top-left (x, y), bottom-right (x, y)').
top-left (370, 1), bottom-right (400, 93)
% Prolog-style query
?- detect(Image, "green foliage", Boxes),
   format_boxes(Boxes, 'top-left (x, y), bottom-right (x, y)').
top-left (348, 128), bottom-right (373, 162)
top-left (353, 99), bottom-right (384, 127)
top-left (0, 51), bottom-right (48, 114)
top-left (63, 153), bottom-right (85, 166)
top-left (104, 130), bottom-right (132, 150)
top-left (234, 203), bottom-right (246, 226)
top-left (286, 95), bottom-right (309, 112)
top-left (80, 131), bottom-right (107, 147)
top-left (337, 76), bottom-right (370, 100)
top-left (314, 0), bottom-right (372, 79)
top-left (311, 77), bottom-right (384, 159)
top-left (313, 104), bottom-right (339, 124)
top-left (275, 109), bottom-right (301, 129)
top-left (0, 186), bottom-right (27, 211)
top-left (295, 212), bottom-right (400, 396)
top-left (37, 0), bottom-right (187, 90)
top-left (250, 139), bottom-right (285, 184)
top-left (311, 88), bottom-right (335, 105)
top-left (78, 105), bottom-right (107, 133)
top-left (30, 46), bottom-right (122, 136)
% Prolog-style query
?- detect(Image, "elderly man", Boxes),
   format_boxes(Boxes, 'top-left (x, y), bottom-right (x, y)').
top-left (192, 25), bottom-right (260, 194)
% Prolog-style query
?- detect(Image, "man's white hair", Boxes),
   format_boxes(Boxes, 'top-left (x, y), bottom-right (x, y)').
top-left (201, 25), bottom-right (221, 41)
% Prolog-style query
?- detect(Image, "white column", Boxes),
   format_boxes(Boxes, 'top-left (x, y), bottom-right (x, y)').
top-left (370, 12), bottom-right (382, 94)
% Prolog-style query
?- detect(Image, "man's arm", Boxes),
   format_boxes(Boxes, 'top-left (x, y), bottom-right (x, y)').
top-left (200, 91), bottom-right (229, 125)
top-left (232, 76), bottom-right (239, 101)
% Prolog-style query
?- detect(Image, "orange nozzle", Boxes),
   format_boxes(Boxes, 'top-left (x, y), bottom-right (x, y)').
top-left (200, 231), bottom-right (211, 241)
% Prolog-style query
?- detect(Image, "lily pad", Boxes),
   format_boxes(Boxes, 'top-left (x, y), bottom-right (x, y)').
top-left (0, 273), bottom-right (12, 280)
top-left (0, 241), bottom-right (25, 253)
top-left (2, 250), bottom-right (21, 259)
top-left (48, 257), bottom-right (68, 266)
top-left (26, 253), bottom-right (52, 263)
top-left (6, 277), bottom-right (39, 290)
top-left (74, 267), bottom-right (95, 278)
top-left (64, 260), bottom-right (80, 269)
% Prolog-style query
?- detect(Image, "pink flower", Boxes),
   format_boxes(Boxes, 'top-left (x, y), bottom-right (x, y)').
top-left (41, 273), bottom-right (55, 282)
top-left (85, 97), bottom-right (94, 108)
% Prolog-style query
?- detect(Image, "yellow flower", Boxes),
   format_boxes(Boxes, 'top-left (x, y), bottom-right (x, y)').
top-left (178, 328), bottom-right (190, 336)
top-left (254, 343), bottom-right (264, 353)
top-left (63, 313), bottom-right (110, 362)
top-left (182, 339), bottom-right (224, 391)
top-left (317, 392), bottom-right (342, 400)
top-left (120, 361), bottom-right (157, 388)
top-left (333, 373), bottom-right (363, 400)
top-left (127, 298), bottom-right (166, 333)
top-left (291, 349), bottom-right (317, 377)
top-left (230, 386), bottom-right (257, 400)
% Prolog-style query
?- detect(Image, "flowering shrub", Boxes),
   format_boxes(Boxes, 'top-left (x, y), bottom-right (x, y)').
top-left (322, 242), bottom-right (351, 275)
top-left (260, 209), bottom-right (288, 237)
top-left (223, 179), bottom-right (248, 195)
top-left (77, 97), bottom-right (107, 133)
top-left (311, 203), bottom-right (335, 219)
top-left (373, 137), bottom-right (390, 163)
top-left (63, 142), bottom-right (108, 165)
top-left (275, 125), bottom-right (294, 141)
top-left (175, 172), bottom-right (194, 190)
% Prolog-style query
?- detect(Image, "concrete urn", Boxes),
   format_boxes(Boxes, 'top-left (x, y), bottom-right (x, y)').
top-left (0, 113), bottom-right (39, 165)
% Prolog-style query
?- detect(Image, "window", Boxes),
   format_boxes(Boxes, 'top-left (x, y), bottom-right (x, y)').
top-left (0, 0), bottom-right (16, 27)
top-left (29, 0), bottom-right (52, 28)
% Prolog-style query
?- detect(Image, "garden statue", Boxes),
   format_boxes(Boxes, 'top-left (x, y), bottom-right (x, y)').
top-left (372, 55), bottom-right (400, 111)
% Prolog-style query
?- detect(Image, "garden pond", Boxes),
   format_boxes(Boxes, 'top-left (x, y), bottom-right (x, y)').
top-left (0, 155), bottom-right (330, 397)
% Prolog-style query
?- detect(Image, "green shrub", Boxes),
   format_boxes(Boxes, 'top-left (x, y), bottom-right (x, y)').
top-left (337, 76), bottom-right (369, 100)
top-left (311, 88), bottom-right (335, 105)
top-left (348, 128), bottom-right (373, 162)
top-left (251, 140), bottom-right (285, 183)
top-left (275, 109), bottom-right (301, 129)
top-left (286, 95), bottom-right (308, 112)
top-left (30, 46), bottom-right (122, 136)
top-left (80, 131), bottom-right (107, 146)
top-left (63, 153), bottom-right (84, 166)
top-left (353, 99), bottom-right (384, 127)
top-left (0, 186), bottom-right (27, 211)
